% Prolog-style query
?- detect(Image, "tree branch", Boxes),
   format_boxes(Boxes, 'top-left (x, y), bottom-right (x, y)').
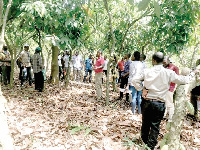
top-left (119, 9), bottom-right (152, 55)
top-left (103, 0), bottom-right (115, 52)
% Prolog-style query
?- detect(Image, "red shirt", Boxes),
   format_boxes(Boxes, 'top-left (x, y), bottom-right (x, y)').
top-left (167, 63), bottom-right (179, 92)
top-left (118, 60), bottom-right (125, 71)
top-left (95, 56), bottom-right (105, 74)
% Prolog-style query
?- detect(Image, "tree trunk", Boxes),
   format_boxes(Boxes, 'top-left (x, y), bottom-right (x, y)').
top-left (106, 61), bottom-right (111, 105)
top-left (45, 45), bottom-right (51, 73)
top-left (50, 44), bottom-right (59, 84)
top-left (0, 0), bottom-right (12, 50)
top-left (189, 42), bottom-right (199, 68)
top-left (160, 79), bottom-right (197, 150)
top-left (103, 0), bottom-right (115, 105)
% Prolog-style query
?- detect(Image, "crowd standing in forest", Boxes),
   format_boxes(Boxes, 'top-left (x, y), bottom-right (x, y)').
top-left (0, 43), bottom-right (200, 149)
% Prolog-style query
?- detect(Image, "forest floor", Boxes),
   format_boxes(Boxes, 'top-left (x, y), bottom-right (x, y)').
top-left (1, 78), bottom-right (200, 150)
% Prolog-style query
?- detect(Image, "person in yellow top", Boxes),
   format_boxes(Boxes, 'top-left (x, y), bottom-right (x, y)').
top-left (0, 45), bottom-right (11, 85)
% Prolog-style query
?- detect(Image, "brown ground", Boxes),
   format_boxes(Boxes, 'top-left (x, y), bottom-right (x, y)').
top-left (1, 79), bottom-right (200, 150)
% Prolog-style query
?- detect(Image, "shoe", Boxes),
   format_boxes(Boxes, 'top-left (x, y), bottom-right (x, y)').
top-left (116, 97), bottom-right (122, 100)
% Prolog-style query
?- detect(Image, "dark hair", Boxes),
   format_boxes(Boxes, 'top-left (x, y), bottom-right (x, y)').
top-left (98, 50), bottom-right (102, 55)
top-left (152, 52), bottom-right (164, 63)
top-left (134, 51), bottom-right (140, 61)
top-left (141, 54), bottom-right (146, 60)
top-left (127, 53), bottom-right (131, 58)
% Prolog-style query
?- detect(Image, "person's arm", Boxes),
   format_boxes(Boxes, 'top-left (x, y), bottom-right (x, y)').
top-left (132, 70), bottom-right (145, 91)
top-left (170, 69), bottom-right (198, 85)
top-left (123, 72), bottom-right (129, 77)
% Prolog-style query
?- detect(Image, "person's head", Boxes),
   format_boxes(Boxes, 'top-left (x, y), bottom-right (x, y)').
top-left (66, 50), bottom-right (70, 55)
top-left (132, 51), bottom-right (140, 61)
top-left (140, 54), bottom-right (146, 61)
top-left (96, 50), bottom-right (102, 58)
top-left (152, 52), bottom-right (164, 65)
top-left (89, 54), bottom-right (92, 59)
top-left (104, 55), bottom-right (107, 60)
top-left (35, 47), bottom-right (41, 53)
top-left (124, 53), bottom-right (131, 60)
top-left (75, 51), bottom-right (79, 56)
top-left (24, 44), bottom-right (29, 51)
top-left (163, 56), bottom-right (170, 67)
top-left (3, 45), bottom-right (7, 51)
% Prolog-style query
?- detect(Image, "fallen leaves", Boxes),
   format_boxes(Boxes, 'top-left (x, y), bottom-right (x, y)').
top-left (1, 80), bottom-right (200, 150)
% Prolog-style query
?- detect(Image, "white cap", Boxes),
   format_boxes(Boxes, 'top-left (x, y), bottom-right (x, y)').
top-left (24, 44), bottom-right (29, 47)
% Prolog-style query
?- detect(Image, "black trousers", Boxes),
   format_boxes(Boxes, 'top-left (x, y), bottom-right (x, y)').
top-left (141, 98), bottom-right (165, 150)
top-left (119, 76), bottom-right (129, 100)
top-left (118, 71), bottom-right (122, 83)
top-left (34, 71), bottom-right (44, 92)
top-left (2, 66), bottom-right (11, 85)
top-left (191, 85), bottom-right (200, 117)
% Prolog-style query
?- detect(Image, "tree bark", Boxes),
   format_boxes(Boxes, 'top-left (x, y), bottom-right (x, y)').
top-left (50, 44), bottom-right (59, 84)
top-left (189, 42), bottom-right (199, 68)
top-left (160, 79), bottom-right (197, 150)
top-left (103, 0), bottom-right (115, 105)
top-left (0, 0), bottom-right (12, 50)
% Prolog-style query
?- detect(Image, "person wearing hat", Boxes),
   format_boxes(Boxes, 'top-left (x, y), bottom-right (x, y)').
top-left (18, 44), bottom-right (32, 87)
top-left (32, 47), bottom-right (44, 92)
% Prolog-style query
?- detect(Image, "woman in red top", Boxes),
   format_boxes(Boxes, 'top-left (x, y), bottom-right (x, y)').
top-left (117, 58), bottom-right (125, 83)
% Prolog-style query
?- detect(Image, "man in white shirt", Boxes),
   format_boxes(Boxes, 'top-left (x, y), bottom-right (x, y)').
top-left (18, 44), bottom-right (32, 86)
top-left (72, 51), bottom-right (82, 81)
top-left (63, 50), bottom-right (72, 78)
top-left (132, 52), bottom-right (198, 150)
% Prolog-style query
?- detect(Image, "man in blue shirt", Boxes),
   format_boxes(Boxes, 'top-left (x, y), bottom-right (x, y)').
top-left (83, 54), bottom-right (93, 83)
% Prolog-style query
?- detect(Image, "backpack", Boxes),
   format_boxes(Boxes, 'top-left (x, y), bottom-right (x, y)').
top-left (16, 58), bottom-right (21, 68)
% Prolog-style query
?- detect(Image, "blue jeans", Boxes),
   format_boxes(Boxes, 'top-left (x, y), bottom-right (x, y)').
top-left (129, 85), bottom-right (142, 114)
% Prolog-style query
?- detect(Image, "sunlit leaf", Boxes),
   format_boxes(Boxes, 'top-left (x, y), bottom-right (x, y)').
top-left (154, 0), bottom-right (161, 18)
top-left (138, 0), bottom-right (151, 11)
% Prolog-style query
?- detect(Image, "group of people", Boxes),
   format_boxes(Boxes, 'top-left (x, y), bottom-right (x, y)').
top-left (115, 51), bottom-right (199, 150)
top-left (0, 44), bottom-right (44, 92)
top-left (1, 45), bottom-right (199, 149)
top-left (17, 44), bottom-right (44, 92)
top-left (81, 50), bottom-right (199, 150)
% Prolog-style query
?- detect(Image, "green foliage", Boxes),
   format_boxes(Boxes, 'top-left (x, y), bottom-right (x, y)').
top-left (69, 124), bottom-right (92, 135)
top-left (148, 0), bottom-right (199, 53)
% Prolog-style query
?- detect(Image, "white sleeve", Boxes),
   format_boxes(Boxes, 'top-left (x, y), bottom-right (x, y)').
top-left (132, 69), bottom-right (145, 91)
top-left (170, 70), bottom-right (195, 85)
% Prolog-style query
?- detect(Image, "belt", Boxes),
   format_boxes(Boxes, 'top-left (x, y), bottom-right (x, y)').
top-left (144, 98), bottom-right (165, 103)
